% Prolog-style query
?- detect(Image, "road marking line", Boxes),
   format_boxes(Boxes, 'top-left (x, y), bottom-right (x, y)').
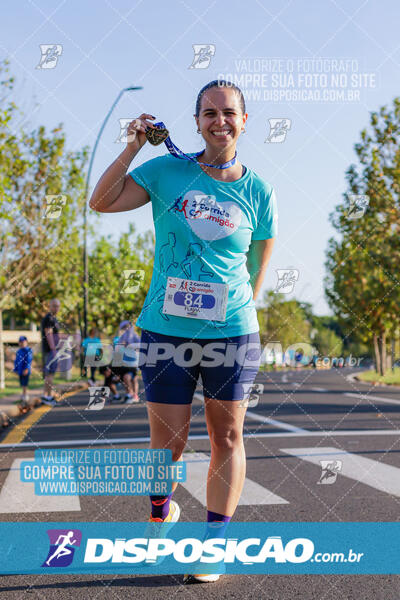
top-left (0, 458), bottom-right (81, 513)
top-left (2, 429), bottom-right (399, 449)
top-left (281, 447), bottom-right (400, 497)
top-left (182, 452), bottom-right (288, 506)
top-left (1, 406), bottom-right (51, 445)
top-left (312, 387), bottom-right (329, 392)
top-left (345, 392), bottom-right (400, 406)
top-left (245, 411), bottom-right (307, 433)
top-left (195, 390), bottom-right (306, 433)
top-left (1, 387), bottom-right (87, 445)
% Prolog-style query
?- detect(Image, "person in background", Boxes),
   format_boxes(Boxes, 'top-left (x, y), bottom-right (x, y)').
top-left (115, 320), bottom-right (140, 404)
top-left (100, 325), bottom-right (133, 403)
top-left (81, 327), bottom-right (101, 386)
top-left (295, 350), bottom-right (303, 368)
top-left (13, 336), bottom-right (33, 403)
top-left (99, 365), bottom-right (121, 402)
top-left (41, 299), bottom-right (61, 406)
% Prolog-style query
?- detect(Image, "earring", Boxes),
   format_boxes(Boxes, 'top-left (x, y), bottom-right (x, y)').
top-left (197, 129), bottom-right (201, 134)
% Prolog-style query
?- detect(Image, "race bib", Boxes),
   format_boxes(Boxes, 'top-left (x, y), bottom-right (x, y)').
top-left (162, 277), bottom-right (228, 321)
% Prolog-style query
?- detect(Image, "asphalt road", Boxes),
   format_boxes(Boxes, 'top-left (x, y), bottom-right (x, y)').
top-left (0, 367), bottom-right (399, 599)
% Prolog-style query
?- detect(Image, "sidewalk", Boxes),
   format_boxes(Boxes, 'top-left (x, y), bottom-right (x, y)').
top-left (0, 381), bottom-right (88, 428)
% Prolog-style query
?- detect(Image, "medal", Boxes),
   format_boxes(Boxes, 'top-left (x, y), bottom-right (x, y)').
top-left (148, 120), bottom-right (237, 169)
top-left (145, 124), bottom-right (170, 146)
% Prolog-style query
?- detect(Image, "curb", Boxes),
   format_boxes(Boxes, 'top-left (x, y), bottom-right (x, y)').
top-left (346, 371), bottom-right (400, 390)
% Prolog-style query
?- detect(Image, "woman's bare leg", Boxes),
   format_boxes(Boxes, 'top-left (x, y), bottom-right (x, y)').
top-left (204, 398), bottom-right (247, 515)
top-left (147, 401), bottom-right (192, 493)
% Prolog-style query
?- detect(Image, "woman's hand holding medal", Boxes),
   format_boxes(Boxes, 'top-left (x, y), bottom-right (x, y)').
top-left (125, 113), bottom-right (157, 153)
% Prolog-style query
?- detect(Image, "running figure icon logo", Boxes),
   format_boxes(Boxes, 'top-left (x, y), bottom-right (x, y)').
top-left (36, 45), bottom-right (63, 69)
top-left (116, 118), bottom-right (136, 144)
top-left (265, 119), bottom-right (292, 143)
top-left (43, 195), bottom-right (67, 219)
top-left (46, 336), bottom-right (75, 373)
top-left (86, 386), bottom-right (110, 410)
top-left (347, 194), bottom-right (369, 220)
top-left (275, 269), bottom-right (299, 294)
top-left (121, 269), bottom-right (145, 294)
top-left (188, 44), bottom-right (216, 69)
top-left (317, 460), bottom-right (342, 485)
top-left (239, 383), bottom-right (264, 408)
top-left (42, 529), bottom-right (82, 567)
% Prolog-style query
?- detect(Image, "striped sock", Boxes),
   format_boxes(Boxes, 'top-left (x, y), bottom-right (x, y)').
top-left (150, 493), bottom-right (174, 520)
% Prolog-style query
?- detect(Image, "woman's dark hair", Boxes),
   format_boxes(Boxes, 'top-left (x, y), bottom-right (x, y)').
top-left (195, 80), bottom-right (246, 117)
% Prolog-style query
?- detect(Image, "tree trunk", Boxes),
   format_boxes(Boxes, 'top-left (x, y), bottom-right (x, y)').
top-left (373, 334), bottom-right (381, 375)
top-left (382, 332), bottom-right (387, 376)
top-left (377, 332), bottom-right (386, 377)
top-left (0, 310), bottom-right (4, 389)
top-left (390, 338), bottom-right (395, 372)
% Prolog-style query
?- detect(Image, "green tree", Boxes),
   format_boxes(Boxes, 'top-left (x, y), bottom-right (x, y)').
top-left (0, 61), bottom-right (88, 386)
top-left (1, 61), bottom-right (157, 390)
top-left (313, 326), bottom-right (343, 358)
top-left (259, 291), bottom-right (312, 349)
top-left (88, 224), bottom-right (154, 337)
top-left (325, 98), bottom-right (400, 375)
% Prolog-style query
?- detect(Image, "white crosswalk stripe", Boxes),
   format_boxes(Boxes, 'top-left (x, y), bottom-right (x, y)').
top-left (182, 452), bottom-right (289, 506)
top-left (1, 447), bottom-right (399, 515)
top-left (280, 447), bottom-right (400, 496)
top-left (0, 458), bottom-right (81, 513)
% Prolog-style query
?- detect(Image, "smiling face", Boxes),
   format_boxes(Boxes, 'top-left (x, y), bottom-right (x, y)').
top-left (195, 86), bottom-right (247, 152)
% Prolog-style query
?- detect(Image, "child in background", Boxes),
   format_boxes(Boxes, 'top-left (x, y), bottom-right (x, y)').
top-left (13, 336), bottom-right (33, 403)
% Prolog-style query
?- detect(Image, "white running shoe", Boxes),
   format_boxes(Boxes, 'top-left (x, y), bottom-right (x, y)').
top-left (41, 396), bottom-right (57, 407)
top-left (183, 533), bottom-right (226, 584)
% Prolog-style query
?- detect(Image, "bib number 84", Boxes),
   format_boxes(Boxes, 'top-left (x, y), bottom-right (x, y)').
top-left (184, 293), bottom-right (203, 308)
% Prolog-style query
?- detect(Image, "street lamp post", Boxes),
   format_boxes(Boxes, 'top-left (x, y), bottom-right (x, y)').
top-left (82, 86), bottom-right (142, 340)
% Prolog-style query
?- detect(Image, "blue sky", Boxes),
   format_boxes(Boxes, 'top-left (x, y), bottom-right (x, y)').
top-left (2, 0), bottom-right (399, 315)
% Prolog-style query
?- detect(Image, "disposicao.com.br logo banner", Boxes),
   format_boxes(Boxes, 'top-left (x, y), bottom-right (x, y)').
top-left (0, 522), bottom-right (398, 575)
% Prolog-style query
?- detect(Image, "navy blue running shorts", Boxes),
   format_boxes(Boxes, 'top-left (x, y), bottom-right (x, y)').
top-left (139, 329), bottom-right (261, 404)
top-left (19, 373), bottom-right (30, 387)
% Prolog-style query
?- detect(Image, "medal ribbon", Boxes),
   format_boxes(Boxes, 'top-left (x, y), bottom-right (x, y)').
top-left (152, 121), bottom-right (237, 170)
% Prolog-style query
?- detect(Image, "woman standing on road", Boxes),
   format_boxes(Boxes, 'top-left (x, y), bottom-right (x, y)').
top-left (90, 80), bottom-right (277, 584)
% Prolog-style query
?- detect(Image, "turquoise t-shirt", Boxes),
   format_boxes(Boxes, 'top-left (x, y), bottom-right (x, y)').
top-left (129, 154), bottom-right (277, 339)
top-left (82, 337), bottom-right (101, 357)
